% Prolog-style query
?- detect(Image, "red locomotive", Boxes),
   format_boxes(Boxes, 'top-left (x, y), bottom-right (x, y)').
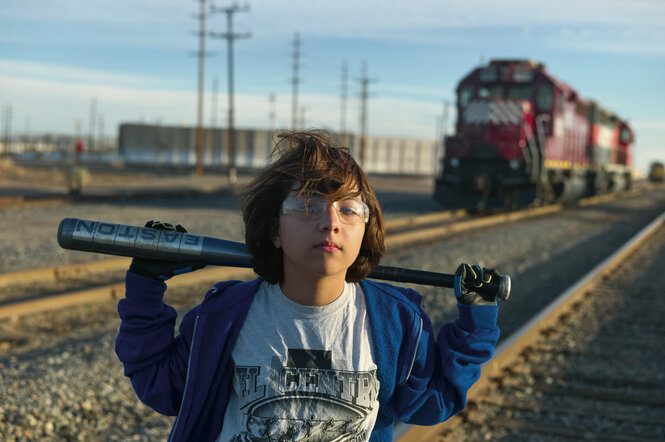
top-left (435, 59), bottom-right (634, 210)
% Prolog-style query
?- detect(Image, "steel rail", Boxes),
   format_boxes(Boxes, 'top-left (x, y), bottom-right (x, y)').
top-left (0, 200), bottom-right (543, 293)
top-left (0, 257), bottom-right (131, 289)
top-left (0, 209), bottom-right (464, 289)
top-left (394, 208), bottom-right (665, 441)
top-left (0, 186), bottom-right (655, 319)
top-left (0, 266), bottom-right (255, 320)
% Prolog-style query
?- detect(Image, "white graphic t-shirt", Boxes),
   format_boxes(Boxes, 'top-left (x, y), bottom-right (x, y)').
top-left (216, 281), bottom-right (380, 441)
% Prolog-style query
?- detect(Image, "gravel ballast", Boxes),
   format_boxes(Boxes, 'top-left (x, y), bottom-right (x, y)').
top-left (1, 183), bottom-right (664, 441)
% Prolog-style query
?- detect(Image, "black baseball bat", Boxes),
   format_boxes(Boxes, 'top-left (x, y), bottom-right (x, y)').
top-left (57, 218), bottom-right (510, 300)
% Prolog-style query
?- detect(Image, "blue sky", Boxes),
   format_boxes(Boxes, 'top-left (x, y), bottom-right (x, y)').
top-left (1, 0), bottom-right (663, 172)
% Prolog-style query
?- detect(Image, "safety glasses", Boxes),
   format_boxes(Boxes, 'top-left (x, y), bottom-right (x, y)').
top-left (281, 195), bottom-right (369, 225)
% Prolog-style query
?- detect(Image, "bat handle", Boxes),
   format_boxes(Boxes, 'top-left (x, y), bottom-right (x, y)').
top-left (369, 266), bottom-right (511, 301)
top-left (493, 274), bottom-right (511, 301)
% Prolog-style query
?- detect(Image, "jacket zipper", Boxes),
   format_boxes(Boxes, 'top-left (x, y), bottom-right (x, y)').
top-left (168, 315), bottom-right (200, 442)
top-left (398, 315), bottom-right (423, 387)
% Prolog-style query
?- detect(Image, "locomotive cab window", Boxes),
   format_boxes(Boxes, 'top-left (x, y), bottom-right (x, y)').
top-left (460, 85), bottom-right (474, 107)
top-left (620, 128), bottom-right (631, 143)
top-left (536, 84), bottom-right (553, 111)
top-left (507, 85), bottom-right (533, 100)
top-left (479, 85), bottom-right (503, 99)
top-left (558, 91), bottom-right (564, 112)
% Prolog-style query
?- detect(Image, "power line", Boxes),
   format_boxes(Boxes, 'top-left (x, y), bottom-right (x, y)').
top-left (209, 2), bottom-right (251, 181)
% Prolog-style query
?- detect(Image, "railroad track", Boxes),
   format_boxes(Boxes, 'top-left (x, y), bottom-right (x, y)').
top-left (396, 209), bottom-right (665, 441)
top-left (0, 183), bottom-right (657, 319)
top-left (1, 184), bottom-right (663, 441)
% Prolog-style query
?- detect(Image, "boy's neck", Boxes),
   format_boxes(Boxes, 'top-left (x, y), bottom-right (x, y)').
top-left (280, 274), bottom-right (347, 306)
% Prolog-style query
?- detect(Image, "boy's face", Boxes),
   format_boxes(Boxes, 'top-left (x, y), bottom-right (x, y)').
top-left (273, 188), bottom-right (366, 283)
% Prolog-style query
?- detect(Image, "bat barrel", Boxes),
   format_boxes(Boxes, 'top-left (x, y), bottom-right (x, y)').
top-left (57, 218), bottom-right (253, 267)
top-left (57, 217), bottom-right (510, 300)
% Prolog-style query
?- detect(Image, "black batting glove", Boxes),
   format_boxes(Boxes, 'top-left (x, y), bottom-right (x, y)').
top-left (129, 221), bottom-right (207, 281)
top-left (454, 263), bottom-right (499, 305)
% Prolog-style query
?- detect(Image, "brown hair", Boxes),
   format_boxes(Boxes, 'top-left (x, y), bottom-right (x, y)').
top-left (241, 129), bottom-right (385, 284)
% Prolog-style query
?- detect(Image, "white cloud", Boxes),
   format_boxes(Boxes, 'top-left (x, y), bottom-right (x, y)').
top-left (0, 74), bottom-right (196, 133)
top-left (1, 69), bottom-right (445, 140)
top-left (0, 59), bottom-right (166, 87)
top-left (250, 0), bottom-right (664, 31)
top-left (5, 0), bottom-right (663, 49)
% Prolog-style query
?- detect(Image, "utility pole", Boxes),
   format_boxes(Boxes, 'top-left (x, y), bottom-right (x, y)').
top-left (2, 104), bottom-right (12, 155)
top-left (438, 100), bottom-right (451, 175)
top-left (24, 114), bottom-right (31, 152)
top-left (97, 114), bottom-right (104, 153)
top-left (210, 3), bottom-right (250, 183)
top-left (194, 0), bottom-right (207, 176)
top-left (210, 77), bottom-right (219, 128)
top-left (74, 118), bottom-right (82, 167)
top-left (290, 32), bottom-right (301, 131)
top-left (269, 92), bottom-right (276, 131)
top-left (340, 59), bottom-right (348, 135)
top-left (72, 119), bottom-right (83, 195)
top-left (441, 100), bottom-right (451, 140)
top-left (2, 105), bottom-right (9, 155)
top-left (299, 106), bottom-right (306, 129)
top-left (88, 97), bottom-right (97, 153)
top-left (358, 61), bottom-right (376, 167)
top-left (210, 76), bottom-right (219, 159)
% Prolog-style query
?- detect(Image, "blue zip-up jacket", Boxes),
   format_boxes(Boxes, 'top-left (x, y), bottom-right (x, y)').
top-left (116, 272), bottom-right (499, 441)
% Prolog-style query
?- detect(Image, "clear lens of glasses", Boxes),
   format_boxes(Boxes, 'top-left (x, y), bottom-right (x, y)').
top-left (282, 195), bottom-right (369, 224)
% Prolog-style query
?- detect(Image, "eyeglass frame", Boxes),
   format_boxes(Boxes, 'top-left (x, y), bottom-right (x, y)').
top-left (280, 194), bottom-right (370, 225)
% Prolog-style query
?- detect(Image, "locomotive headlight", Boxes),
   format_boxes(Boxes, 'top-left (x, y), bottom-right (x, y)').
top-left (509, 159), bottom-right (520, 170)
top-left (449, 157), bottom-right (460, 168)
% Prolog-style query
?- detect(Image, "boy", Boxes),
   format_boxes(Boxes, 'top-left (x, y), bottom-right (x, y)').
top-left (116, 130), bottom-right (501, 441)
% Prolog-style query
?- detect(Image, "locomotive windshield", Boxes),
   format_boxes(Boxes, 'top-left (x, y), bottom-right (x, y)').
top-left (460, 83), bottom-right (535, 105)
top-left (620, 127), bottom-right (631, 143)
top-left (478, 85), bottom-right (503, 99)
top-left (507, 85), bottom-right (533, 100)
top-left (536, 84), bottom-right (553, 111)
top-left (460, 85), bottom-right (473, 106)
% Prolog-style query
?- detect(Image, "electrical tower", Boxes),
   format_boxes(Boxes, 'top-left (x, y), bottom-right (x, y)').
top-left (210, 3), bottom-right (251, 181)
top-left (358, 61), bottom-right (376, 167)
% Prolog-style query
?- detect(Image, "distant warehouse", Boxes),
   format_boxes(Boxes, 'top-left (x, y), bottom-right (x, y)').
top-left (118, 123), bottom-right (440, 176)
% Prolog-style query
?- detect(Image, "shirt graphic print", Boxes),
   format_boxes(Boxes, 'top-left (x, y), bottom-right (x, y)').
top-left (217, 281), bottom-right (380, 441)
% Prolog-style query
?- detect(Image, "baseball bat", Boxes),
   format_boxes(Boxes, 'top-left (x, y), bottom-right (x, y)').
top-left (57, 218), bottom-right (510, 300)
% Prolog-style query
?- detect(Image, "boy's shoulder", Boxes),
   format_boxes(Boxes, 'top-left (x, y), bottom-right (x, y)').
top-left (198, 278), bottom-right (263, 314)
top-left (360, 279), bottom-right (424, 313)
